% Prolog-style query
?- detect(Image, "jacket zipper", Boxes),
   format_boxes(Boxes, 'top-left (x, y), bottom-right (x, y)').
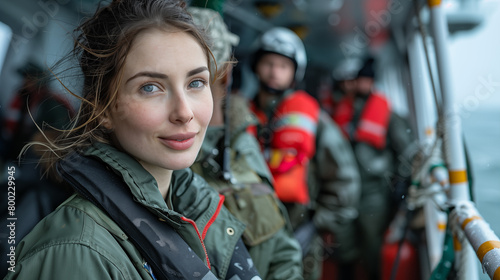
top-left (202, 194), bottom-right (225, 239)
top-left (180, 216), bottom-right (211, 269)
top-left (180, 194), bottom-right (225, 271)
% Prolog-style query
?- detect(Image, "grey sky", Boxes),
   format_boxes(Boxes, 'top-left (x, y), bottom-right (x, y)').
top-left (449, 0), bottom-right (500, 110)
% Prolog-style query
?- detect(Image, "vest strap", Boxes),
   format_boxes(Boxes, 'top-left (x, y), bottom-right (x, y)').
top-left (56, 153), bottom-right (217, 280)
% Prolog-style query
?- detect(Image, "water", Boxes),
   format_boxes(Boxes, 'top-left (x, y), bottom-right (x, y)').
top-left (461, 107), bottom-right (500, 280)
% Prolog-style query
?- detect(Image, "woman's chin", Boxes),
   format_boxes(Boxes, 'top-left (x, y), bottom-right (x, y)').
top-left (165, 158), bottom-right (197, 171)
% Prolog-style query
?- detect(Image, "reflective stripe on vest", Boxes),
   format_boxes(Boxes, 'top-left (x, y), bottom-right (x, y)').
top-left (358, 119), bottom-right (387, 138)
top-left (333, 93), bottom-right (390, 149)
top-left (274, 112), bottom-right (318, 137)
top-left (250, 90), bottom-right (320, 204)
top-left (354, 93), bottom-right (390, 149)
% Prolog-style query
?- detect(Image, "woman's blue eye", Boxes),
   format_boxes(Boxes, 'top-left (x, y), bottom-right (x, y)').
top-left (141, 84), bottom-right (160, 94)
top-left (189, 80), bottom-right (206, 89)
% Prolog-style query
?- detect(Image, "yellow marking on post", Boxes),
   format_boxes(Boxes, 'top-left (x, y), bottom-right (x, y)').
top-left (449, 170), bottom-right (468, 184)
top-left (493, 266), bottom-right (500, 280)
top-left (477, 240), bottom-right (500, 262)
top-left (454, 235), bottom-right (462, 251)
top-left (461, 216), bottom-right (482, 230)
top-left (425, 127), bottom-right (434, 136)
top-left (428, 0), bottom-right (442, 7)
top-left (437, 222), bottom-right (447, 231)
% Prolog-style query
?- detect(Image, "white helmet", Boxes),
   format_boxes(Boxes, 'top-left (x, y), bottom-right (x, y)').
top-left (332, 58), bottom-right (363, 81)
top-left (254, 27), bottom-right (307, 82)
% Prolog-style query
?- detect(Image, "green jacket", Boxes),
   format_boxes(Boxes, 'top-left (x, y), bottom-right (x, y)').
top-left (191, 96), bottom-right (303, 280)
top-left (350, 101), bottom-right (414, 195)
top-left (309, 111), bottom-right (361, 233)
top-left (4, 142), bottom-right (245, 280)
top-left (281, 109), bottom-right (361, 236)
top-left (303, 111), bottom-right (362, 266)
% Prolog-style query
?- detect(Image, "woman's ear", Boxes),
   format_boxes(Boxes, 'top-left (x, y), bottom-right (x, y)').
top-left (99, 106), bottom-right (114, 130)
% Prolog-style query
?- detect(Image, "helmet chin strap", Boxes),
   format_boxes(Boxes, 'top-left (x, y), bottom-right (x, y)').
top-left (260, 80), bottom-right (287, 96)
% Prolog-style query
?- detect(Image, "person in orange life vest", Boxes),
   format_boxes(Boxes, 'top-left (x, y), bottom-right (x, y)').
top-left (248, 27), bottom-right (361, 280)
top-left (332, 56), bottom-right (414, 280)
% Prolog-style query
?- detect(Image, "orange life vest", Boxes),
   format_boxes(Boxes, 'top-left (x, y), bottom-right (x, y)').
top-left (249, 90), bottom-right (320, 204)
top-left (333, 92), bottom-right (391, 149)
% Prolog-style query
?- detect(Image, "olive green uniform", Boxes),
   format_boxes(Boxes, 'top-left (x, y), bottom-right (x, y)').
top-left (352, 111), bottom-right (414, 278)
top-left (4, 142), bottom-right (246, 280)
top-left (299, 111), bottom-right (362, 280)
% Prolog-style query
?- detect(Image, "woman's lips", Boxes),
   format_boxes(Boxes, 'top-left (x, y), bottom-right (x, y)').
top-left (159, 133), bottom-right (196, 150)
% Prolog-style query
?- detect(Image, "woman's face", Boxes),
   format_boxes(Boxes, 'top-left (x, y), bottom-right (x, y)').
top-left (104, 29), bottom-right (213, 172)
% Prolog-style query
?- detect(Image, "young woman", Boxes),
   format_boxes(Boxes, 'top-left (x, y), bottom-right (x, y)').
top-left (4, 1), bottom-right (260, 279)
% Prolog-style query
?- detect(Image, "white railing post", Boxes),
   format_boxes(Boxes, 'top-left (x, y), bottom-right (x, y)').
top-left (427, 0), bottom-right (470, 203)
top-left (427, 0), bottom-right (477, 278)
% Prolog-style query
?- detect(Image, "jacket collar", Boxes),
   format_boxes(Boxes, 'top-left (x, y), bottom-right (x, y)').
top-left (83, 142), bottom-right (222, 231)
top-left (83, 142), bottom-right (169, 214)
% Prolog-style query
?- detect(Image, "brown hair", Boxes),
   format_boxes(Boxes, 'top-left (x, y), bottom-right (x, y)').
top-left (29, 0), bottom-right (215, 178)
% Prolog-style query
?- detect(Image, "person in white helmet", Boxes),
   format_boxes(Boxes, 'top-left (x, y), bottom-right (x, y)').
top-left (248, 27), bottom-right (361, 280)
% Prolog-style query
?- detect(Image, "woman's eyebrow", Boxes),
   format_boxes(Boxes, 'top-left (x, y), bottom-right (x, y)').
top-left (187, 66), bottom-right (209, 77)
top-left (126, 71), bottom-right (168, 84)
top-left (126, 67), bottom-right (208, 84)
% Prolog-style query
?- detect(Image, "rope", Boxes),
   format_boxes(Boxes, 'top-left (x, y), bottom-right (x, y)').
top-left (413, 0), bottom-right (442, 119)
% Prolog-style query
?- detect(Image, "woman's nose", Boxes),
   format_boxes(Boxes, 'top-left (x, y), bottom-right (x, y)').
top-left (169, 91), bottom-right (194, 124)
